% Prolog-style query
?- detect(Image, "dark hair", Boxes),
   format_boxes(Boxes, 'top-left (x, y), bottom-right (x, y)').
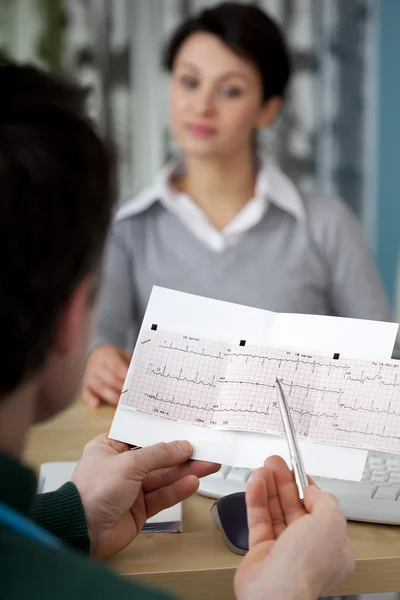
top-left (164, 2), bottom-right (291, 102)
top-left (0, 64), bottom-right (115, 396)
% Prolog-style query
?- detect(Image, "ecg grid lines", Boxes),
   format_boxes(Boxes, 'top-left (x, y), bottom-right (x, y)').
top-left (120, 328), bottom-right (400, 453)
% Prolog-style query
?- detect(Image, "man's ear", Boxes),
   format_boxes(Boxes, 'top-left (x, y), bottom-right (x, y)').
top-left (53, 277), bottom-right (95, 356)
top-left (256, 96), bottom-right (283, 130)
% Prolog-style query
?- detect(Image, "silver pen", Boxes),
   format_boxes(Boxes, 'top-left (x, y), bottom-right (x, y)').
top-left (275, 377), bottom-right (308, 500)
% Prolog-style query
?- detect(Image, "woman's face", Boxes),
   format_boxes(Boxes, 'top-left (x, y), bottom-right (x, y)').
top-left (169, 32), bottom-right (272, 159)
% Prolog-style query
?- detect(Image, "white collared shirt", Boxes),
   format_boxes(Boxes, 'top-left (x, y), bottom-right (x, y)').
top-left (117, 156), bottom-right (305, 252)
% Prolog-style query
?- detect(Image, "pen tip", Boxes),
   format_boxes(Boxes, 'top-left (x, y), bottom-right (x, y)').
top-left (275, 377), bottom-right (279, 383)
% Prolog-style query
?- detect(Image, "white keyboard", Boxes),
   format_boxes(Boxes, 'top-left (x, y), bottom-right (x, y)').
top-left (198, 451), bottom-right (400, 525)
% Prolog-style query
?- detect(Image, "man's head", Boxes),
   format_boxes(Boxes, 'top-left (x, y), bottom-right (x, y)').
top-left (0, 64), bottom-right (115, 421)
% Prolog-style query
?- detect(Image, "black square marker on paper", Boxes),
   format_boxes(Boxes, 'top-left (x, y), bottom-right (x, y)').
top-left (151, 324), bottom-right (158, 331)
top-left (333, 352), bottom-right (340, 360)
top-left (239, 340), bottom-right (246, 347)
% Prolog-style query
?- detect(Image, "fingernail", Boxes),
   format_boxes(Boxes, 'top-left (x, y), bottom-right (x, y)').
top-left (177, 440), bottom-right (192, 454)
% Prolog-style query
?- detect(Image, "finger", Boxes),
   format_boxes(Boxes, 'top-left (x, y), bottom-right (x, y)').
top-left (143, 460), bottom-right (220, 493)
top-left (105, 438), bottom-right (131, 454)
top-left (82, 387), bottom-right (102, 408)
top-left (258, 463), bottom-right (287, 538)
top-left (144, 474), bottom-right (199, 518)
top-left (245, 466), bottom-right (275, 549)
top-left (308, 474), bottom-right (317, 487)
top-left (304, 485), bottom-right (341, 516)
top-left (89, 366), bottom-right (125, 393)
top-left (87, 378), bottom-right (120, 406)
top-left (96, 433), bottom-right (131, 454)
top-left (98, 359), bottom-right (128, 385)
top-left (265, 456), bottom-right (307, 525)
top-left (81, 433), bottom-right (131, 457)
top-left (97, 366), bottom-right (125, 390)
top-left (121, 440), bottom-right (193, 479)
top-left (118, 349), bottom-right (132, 365)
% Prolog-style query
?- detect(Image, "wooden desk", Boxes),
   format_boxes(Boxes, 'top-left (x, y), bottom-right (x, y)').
top-left (26, 401), bottom-right (400, 599)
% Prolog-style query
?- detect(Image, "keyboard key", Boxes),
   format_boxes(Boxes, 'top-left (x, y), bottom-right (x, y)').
top-left (368, 456), bottom-right (386, 465)
top-left (374, 486), bottom-right (400, 501)
top-left (370, 473), bottom-right (389, 483)
top-left (370, 465), bottom-right (388, 476)
top-left (226, 467), bottom-right (253, 482)
top-left (316, 479), bottom-right (377, 498)
top-left (219, 466), bottom-right (231, 479)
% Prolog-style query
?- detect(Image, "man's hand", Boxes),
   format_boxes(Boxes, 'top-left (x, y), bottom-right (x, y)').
top-left (81, 345), bottom-right (130, 408)
top-left (234, 456), bottom-right (354, 600)
top-left (72, 434), bottom-right (220, 558)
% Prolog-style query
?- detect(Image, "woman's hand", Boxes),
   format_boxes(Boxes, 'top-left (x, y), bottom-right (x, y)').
top-left (82, 345), bottom-right (131, 408)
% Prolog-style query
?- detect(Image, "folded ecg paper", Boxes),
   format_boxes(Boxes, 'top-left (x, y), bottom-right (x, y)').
top-left (120, 328), bottom-right (400, 454)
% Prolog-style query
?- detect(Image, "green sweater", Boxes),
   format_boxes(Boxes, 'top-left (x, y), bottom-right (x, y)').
top-left (0, 452), bottom-right (176, 600)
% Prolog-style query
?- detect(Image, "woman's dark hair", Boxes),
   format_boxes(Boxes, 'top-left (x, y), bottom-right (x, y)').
top-left (164, 2), bottom-right (291, 102)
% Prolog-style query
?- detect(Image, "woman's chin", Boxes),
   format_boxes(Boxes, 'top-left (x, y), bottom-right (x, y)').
top-left (180, 140), bottom-right (230, 160)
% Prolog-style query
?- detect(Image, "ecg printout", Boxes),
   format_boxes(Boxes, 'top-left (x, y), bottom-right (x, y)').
top-left (120, 328), bottom-right (400, 454)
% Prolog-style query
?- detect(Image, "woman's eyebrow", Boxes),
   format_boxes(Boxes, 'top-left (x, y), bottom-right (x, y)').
top-left (177, 61), bottom-right (250, 82)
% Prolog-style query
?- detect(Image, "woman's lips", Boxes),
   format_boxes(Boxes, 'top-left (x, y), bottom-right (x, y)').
top-left (187, 123), bottom-right (217, 137)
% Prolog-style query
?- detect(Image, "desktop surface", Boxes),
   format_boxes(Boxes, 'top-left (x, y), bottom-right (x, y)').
top-left (25, 400), bottom-right (400, 600)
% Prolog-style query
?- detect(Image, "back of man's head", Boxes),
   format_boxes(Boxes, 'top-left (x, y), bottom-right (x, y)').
top-left (0, 64), bottom-right (115, 397)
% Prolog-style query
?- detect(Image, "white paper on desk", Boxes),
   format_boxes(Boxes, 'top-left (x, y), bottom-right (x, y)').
top-left (38, 461), bottom-right (182, 532)
top-left (38, 461), bottom-right (77, 493)
top-left (144, 503), bottom-right (182, 532)
top-left (109, 287), bottom-right (399, 482)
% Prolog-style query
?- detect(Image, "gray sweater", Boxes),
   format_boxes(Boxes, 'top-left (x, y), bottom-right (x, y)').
top-left (92, 192), bottom-right (394, 354)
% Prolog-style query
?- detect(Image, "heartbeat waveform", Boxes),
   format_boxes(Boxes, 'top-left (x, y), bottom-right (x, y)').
top-left (159, 340), bottom-right (350, 372)
top-left (144, 359), bottom-right (400, 420)
top-left (333, 424), bottom-right (400, 441)
top-left (158, 342), bottom-right (224, 359)
top-left (346, 374), bottom-right (382, 384)
top-left (147, 363), bottom-right (217, 387)
top-left (155, 341), bottom-right (400, 389)
top-left (224, 373), bottom-right (400, 391)
top-left (381, 380), bottom-right (400, 388)
top-left (344, 373), bottom-right (400, 387)
top-left (144, 392), bottom-right (337, 421)
top-left (228, 350), bottom-right (349, 371)
top-left (145, 393), bottom-right (270, 415)
top-left (143, 386), bottom-right (399, 441)
top-left (338, 400), bottom-right (400, 417)
top-left (291, 407), bottom-right (337, 420)
top-left (222, 378), bottom-right (342, 397)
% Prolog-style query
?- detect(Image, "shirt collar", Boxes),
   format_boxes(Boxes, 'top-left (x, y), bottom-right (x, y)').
top-left (262, 159), bottom-right (305, 222)
top-left (116, 155), bottom-right (305, 223)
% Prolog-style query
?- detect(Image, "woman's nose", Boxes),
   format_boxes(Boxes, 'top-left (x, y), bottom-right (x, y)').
top-left (193, 89), bottom-right (216, 117)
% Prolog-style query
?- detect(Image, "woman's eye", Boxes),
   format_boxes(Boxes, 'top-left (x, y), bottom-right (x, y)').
top-left (220, 87), bottom-right (243, 98)
top-left (179, 75), bottom-right (198, 89)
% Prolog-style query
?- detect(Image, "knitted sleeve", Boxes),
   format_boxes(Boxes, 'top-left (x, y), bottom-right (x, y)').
top-left (32, 482), bottom-right (90, 553)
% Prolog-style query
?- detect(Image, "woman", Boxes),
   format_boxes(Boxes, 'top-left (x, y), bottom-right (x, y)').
top-left (82, 2), bottom-right (392, 407)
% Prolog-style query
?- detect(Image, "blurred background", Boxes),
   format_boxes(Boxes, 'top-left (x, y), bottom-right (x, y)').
top-left (1, 0), bottom-right (400, 321)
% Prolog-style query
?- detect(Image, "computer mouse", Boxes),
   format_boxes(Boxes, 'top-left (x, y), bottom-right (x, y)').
top-left (210, 492), bottom-right (248, 555)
